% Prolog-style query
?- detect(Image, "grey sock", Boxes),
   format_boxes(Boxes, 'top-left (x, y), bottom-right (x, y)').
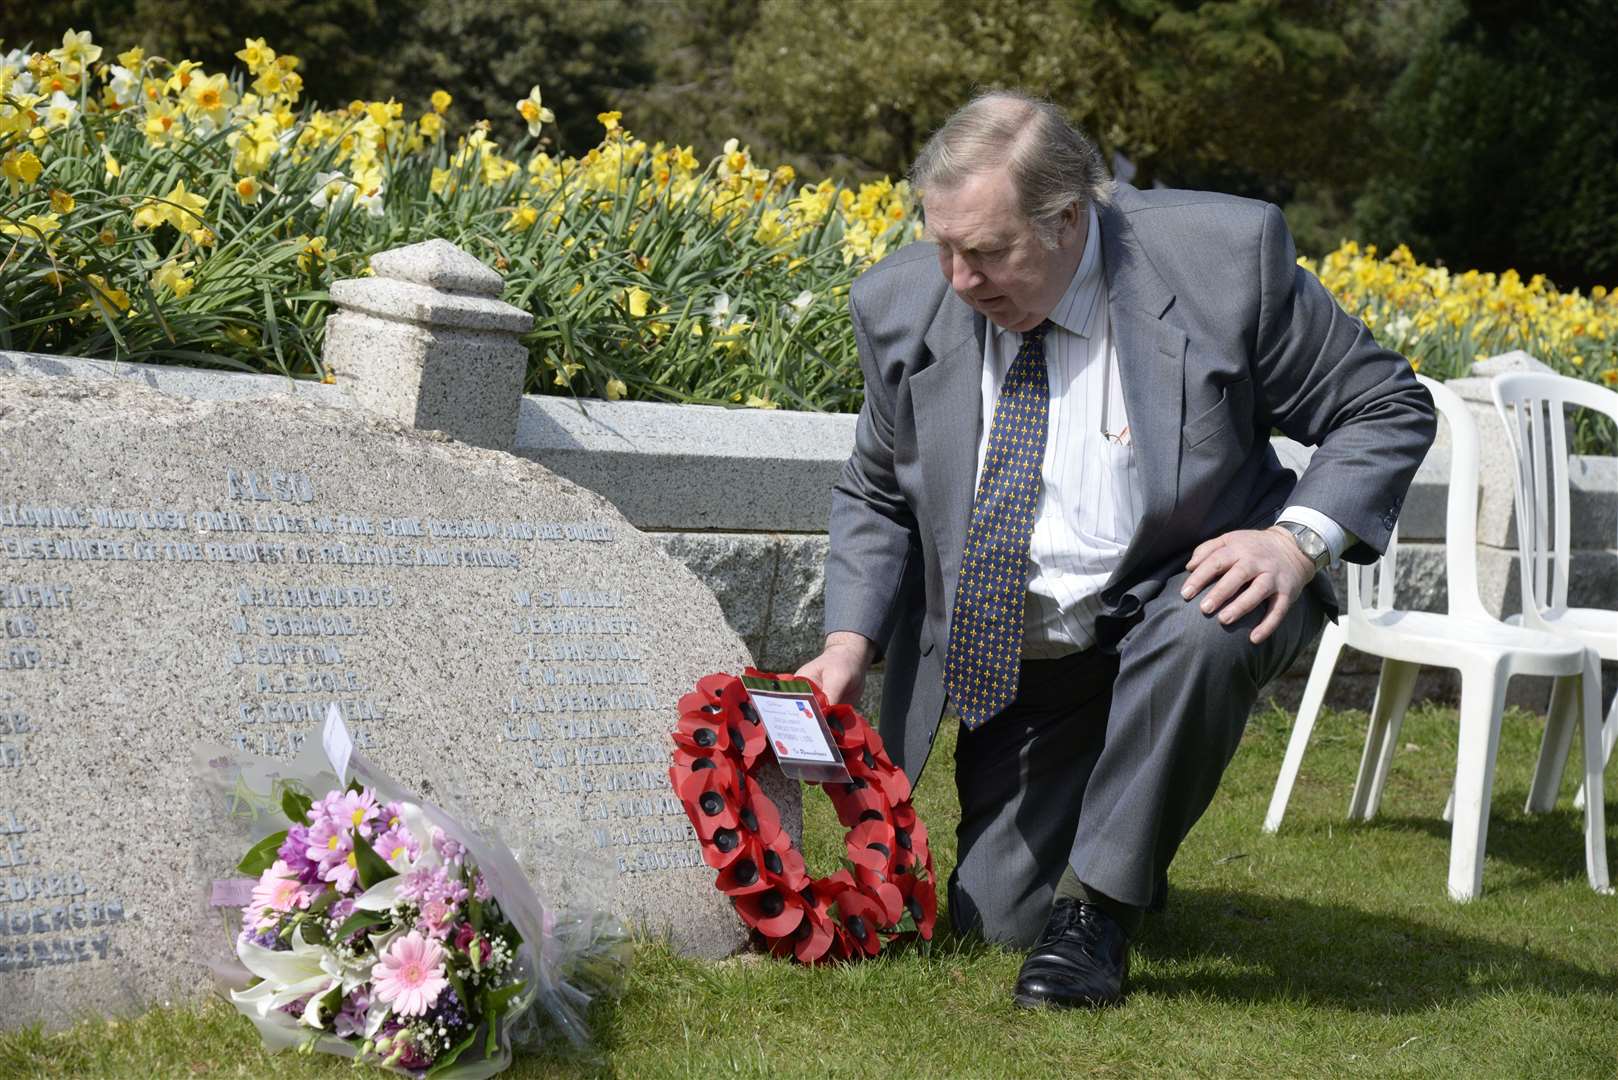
top-left (1055, 865), bottom-right (1143, 937)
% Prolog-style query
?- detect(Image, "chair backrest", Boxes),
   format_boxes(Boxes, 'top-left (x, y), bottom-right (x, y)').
top-left (1347, 375), bottom-right (1487, 622)
top-left (1490, 371), bottom-right (1618, 627)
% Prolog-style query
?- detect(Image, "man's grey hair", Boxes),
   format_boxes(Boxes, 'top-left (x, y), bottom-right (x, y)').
top-left (910, 89), bottom-right (1113, 248)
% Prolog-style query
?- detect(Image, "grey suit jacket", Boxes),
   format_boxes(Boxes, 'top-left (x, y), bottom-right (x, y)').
top-left (823, 183), bottom-right (1437, 780)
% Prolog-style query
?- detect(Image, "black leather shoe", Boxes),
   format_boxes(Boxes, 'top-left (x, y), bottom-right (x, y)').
top-left (1012, 898), bottom-right (1129, 1009)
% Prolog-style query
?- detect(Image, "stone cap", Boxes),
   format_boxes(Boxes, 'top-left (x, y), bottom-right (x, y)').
top-left (370, 237), bottom-right (505, 297)
top-left (329, 239), bottom-right (533, 334)
top-left (1447, 350), bottom-right (1554, 404)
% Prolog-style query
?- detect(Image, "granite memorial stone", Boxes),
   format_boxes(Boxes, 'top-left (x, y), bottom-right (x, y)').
top-left (0, 376), bottom-right (795, 1030)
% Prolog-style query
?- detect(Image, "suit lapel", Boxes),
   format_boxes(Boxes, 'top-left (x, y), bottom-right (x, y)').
top-left (913, 293), bottom-right (985, 614)
top-left (1100, 199), bottom-right (1187, 584)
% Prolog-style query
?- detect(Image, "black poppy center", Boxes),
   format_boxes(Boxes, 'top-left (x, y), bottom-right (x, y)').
top-left (843, 777), bottom-right (868, 793)
top-left (896, 828), bottom-right (912, 850)
top-left (907, 897), bottom-right (923, 920)
top-left (847, 915), bottom-right (869, 940)
top-left (866, 841), bottom-right (890, 859)
top-left (740, 702), bottom-right (761, 725)
top-left (763, 849), bottom-right (783, 875)
top-left (691, 758), bottom-right (716, 772)
top-left (693, 727), bottom-right (717, 747)
top-left (758, 890), bottom-right (784, 917)
top-left (733, 858), bottom-right (758, 885)
top-left (728, 725), bottom-right (744, 749)
top-left (827, 714), bottom-right (844, 734)
top-left (698, 791), bottom-right (724, 816)
top-left (858, 809), bottom-right (883, 823)
top-left (701, 703), bottom-right (722, 714)
top-left (861, 750), bottom-right (876, 769)
top-left (740, 808), bottom-right (759, 832)
top-left (713, 828), bottom-right (739, 853)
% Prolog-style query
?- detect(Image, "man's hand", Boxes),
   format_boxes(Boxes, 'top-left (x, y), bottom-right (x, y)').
top-left (1182, 526), bottom-right (1318, 644)
top-left (796, 631), bottom-right (876, 705)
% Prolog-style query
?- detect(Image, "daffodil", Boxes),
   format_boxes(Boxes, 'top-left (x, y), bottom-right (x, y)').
top-left (626, 287), bottom-right (651, 318)
top-left (606, 378), bottom-right (628, 400)
top-left (133, 180), bottom-right (207, 232)
top-left (235, 37), bottom-right (276, 74)
top-left (103, 151), bottom-right (121, 180)
top-left (597, 110), bottom-right (622, 133)
top-left (309, 171), bottom-right (350, 211)
top-left (49, 28), bottom-right (102, 73)
top-left (431, 89), bottom-right (452, 114)
top-left (297, 235), bottom-right (328, 273)
top-left (235, 176), bottom-right (263, 205)
top-left (152, 258), bottom-right (196, 298)
top-left (515, 86), bottom-right (554, 138)
top-left (0, 211), bottom-right (60, 240)
top-left (44, 90), bottom-right (79, 129)
top-left (81, 274), bottom-right (130, 318)
top-left (49, 189), bottom-right (74, 214)
top-left (505, 205), bottom-right (538, 232)
top-left (1, 149), bottom-right (42, 193)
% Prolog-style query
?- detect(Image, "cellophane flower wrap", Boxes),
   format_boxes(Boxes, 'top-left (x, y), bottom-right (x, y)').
top-left (199, 715), bottom-right (629, 1077)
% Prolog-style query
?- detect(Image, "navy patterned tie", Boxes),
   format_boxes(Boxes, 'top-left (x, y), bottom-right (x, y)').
top-left (944, 320), bottom-right (1051, 730)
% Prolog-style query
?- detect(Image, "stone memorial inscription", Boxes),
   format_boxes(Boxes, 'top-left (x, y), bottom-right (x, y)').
top-left (0, 379), bottom-right (780, 1029)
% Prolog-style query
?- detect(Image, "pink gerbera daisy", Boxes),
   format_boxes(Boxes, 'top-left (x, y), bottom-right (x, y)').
top-left (244, 859), bottom-right (315, 929)
top-left (371, 931), bottom-right (448, 1017)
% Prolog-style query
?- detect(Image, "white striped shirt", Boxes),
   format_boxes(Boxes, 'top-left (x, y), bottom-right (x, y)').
top-left (974, 205), bottom-right (1136, 656)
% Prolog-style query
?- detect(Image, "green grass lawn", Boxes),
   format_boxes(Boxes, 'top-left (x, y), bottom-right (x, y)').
top-left (5, 700), bottom-right (1616, 1079)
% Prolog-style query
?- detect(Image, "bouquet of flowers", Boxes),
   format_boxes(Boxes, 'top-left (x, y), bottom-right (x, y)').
top-left (204, 711), bottom-right (627, 1078)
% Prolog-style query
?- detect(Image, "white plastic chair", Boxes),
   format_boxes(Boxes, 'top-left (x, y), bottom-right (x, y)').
top-left (1263, 375), bottom-right (1610, 900)
top-left (1491, 371), bottom-right (1618, 811)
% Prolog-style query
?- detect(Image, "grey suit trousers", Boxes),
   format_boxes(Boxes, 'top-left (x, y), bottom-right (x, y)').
top-left (948, 568), bottom-right (1325, 948)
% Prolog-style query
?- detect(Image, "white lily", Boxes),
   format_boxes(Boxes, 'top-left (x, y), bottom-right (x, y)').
top-left (231, 927), bottom-right (369, 1026)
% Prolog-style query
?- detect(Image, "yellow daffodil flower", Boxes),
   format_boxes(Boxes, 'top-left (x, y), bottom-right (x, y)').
top-left (431, 90), bottom-right (452, 114)
top-left (152, 258), bottom-right (196, 298)
top-left (49, 189), bottom-right (75, 214)
top-left (606, 378), bottom-right (628, 401)
top-left (518, 87), bottom-right (555, 138)
top-left (0, 211), bottom-right (61, 240)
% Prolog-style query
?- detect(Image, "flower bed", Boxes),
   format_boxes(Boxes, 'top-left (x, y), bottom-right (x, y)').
top-left (2, 30), bottom-right (1614, 445)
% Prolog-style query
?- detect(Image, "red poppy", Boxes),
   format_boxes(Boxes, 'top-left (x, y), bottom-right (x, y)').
top-left (831, 887), bottom-right (886, 957)
top-left (734, 886), bottom-right (804, 938)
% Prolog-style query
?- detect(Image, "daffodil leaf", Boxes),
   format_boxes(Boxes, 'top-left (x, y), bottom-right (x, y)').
top-left (237, 830), bottom-right (287, 877)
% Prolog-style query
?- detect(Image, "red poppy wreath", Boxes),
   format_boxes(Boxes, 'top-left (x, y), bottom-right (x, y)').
top-left (669, 669), bottom-right (937, 963)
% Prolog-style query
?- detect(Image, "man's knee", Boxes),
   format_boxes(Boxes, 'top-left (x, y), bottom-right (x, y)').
top-left (948, 866), bottom-right (1050, 949)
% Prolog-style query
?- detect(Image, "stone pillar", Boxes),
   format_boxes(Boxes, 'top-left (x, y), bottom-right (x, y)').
top-left (323, 238), bottom-right (532, 451)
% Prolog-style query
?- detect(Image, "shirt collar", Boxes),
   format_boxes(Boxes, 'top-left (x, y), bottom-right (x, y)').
top-left (991, 203), bottom-right (1103, 342)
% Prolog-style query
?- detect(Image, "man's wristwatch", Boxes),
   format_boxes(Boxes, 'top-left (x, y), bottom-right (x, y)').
top-left (1277, 521), bottom-right (1331, 572)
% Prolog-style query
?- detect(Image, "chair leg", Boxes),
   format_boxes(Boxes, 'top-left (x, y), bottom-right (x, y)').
top-left (1348, 659), bottom-right (1419, 822)
top-left (1447, 662), bottom-right (1509, 902)
top-left (1264, 621), bottom-right (1345, 833)
top-left (1576, 652), bottom-right (1612, 895)
top-left (1527, 674), bottom-right (1580, 813)
top-left (1576, 691), bottom-right (1618, 811)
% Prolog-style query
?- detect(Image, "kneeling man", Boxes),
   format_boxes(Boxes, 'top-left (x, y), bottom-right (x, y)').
top-left (799, 90), bottom-right (1434, 1008)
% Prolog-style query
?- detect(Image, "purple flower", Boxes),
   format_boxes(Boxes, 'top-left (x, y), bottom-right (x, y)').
top-left (399, 865), bottom-right (437, 903)
top-left (329, 897), bottom-right (356, 923)
top-left (473, 872), bottom-right (492, 902)
top-left (278, 825), bottom-right (321, 883)
top-left (373, 825), bottom-right (419, 869)
top-left (334, 987), bottom-right (371, 1038)
top-left (431, 826), bottom-right (465, 864)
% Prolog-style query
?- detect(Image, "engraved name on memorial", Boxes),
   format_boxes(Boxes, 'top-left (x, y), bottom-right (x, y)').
top-left (0, 378), bottom-right (783, 1028)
